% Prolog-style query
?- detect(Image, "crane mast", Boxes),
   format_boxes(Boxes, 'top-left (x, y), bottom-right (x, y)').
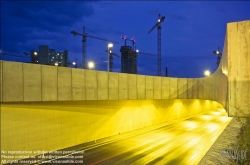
top-left (71, 27), bottom-right (119, 69)
top-left (109, 52), bottom-right (120, 72)
top-left (82, 27), bottom-right (86, 69)
top-left (148, 14), bottom-right (165, 76)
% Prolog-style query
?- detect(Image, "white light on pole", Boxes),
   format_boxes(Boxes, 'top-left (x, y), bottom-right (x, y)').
top-left (204, 70), bottom-right (210, 77)
top-left (107, 43), bottom-right (113, 72)
top-left (88, 61), bottom-right (94, 69)
top-left (34, 52), bottom-right (38, 55)
top-left (108, 43), bottom-right (113, 48)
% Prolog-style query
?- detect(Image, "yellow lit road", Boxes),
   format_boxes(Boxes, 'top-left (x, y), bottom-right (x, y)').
top-left (51, 108), bottom-right (232, 165)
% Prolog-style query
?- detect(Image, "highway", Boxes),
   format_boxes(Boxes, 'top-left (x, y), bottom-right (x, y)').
top-left (40, 108), bottom-right (231, 165)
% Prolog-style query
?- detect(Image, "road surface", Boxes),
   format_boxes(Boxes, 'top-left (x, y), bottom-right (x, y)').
top-left (39, 108), bottom-right (232, 165)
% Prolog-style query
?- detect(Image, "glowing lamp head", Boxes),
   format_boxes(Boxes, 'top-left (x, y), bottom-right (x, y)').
top-left (34, 52), bottom-right (37, 55)
top-left (88, 61), bottom-right (94, 69)
top-left (108, 43), bottom-right (113, 48)
top-left (204, 70), bottom-right (211, 77)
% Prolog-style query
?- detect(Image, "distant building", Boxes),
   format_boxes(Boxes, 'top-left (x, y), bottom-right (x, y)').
top-left (31, 45), bottom-right (69, 67)
top-left (120, 46), bottom-right (137, 74)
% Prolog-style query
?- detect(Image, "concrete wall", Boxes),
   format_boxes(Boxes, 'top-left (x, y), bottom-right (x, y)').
top-left (226, 20), bottom-right (250, 116)
top-left (1, 99), bottom-right (222, 155)
top-left (1, 23), bottom-right (249, 116)
top-left (0, 61), bottom-right (226, 104)
top-left (1, 21), bottom-right (249, 114)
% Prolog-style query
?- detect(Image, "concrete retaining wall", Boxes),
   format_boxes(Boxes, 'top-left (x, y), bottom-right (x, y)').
top-left (1, 21), bottom-right (249, 116)
top-left (1, 99), bottom-right (222, 154)
top-left (0, 60), bottom-right (226, 105)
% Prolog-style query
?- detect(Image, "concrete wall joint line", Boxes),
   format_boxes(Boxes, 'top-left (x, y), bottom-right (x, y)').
top-left (22, 63), bottom-right (24, 102)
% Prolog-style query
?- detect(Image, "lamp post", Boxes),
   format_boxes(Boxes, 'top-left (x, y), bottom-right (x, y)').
top-left (107, 43), bottom-right (113, 72)
top-left (213, 47), bottom-right (222, 67)
top-left (29, 50), bottom-right (39, 63)
top-left (72, 58), bottom-right (78, 68)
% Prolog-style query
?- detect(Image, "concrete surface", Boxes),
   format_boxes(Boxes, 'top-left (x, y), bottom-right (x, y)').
top-left (226, 20), bottom-right (250, 116)
top-left (1, 99), bottom-right (222, 157)
top-left (118, 73), bottom-right (128, 100)
top-left (72, 68), bottom-right (85, 100)
top-left (41, 65), bottom-right (57, 101)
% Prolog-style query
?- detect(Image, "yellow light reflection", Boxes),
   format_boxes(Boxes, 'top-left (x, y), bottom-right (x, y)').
top-left (206, 123), bottom-right (218, 133)
top-left (200, 115), bottom-right (213, 121)
top-left (182, 121), bottom-right (198, 130)
top-left (219, 116), bottom-right (230, 123)
top-left (210, 111), bottom-right (221, 116)
top-left (186, 138), bottom-right (201, 147)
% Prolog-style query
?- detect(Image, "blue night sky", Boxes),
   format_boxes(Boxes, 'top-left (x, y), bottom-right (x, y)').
top-left (1, 1), bottom-right (250, 78)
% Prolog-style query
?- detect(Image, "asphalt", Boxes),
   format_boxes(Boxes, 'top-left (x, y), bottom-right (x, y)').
top-left (3, 109), bottom-right (236, 165)
top-left (30, 108), bottom-right (232, 165)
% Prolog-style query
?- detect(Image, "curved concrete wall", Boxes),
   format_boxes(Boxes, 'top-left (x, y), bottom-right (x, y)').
top-left (2, 20), bottom-right (248, 115)
top-left (0, 62), bottom-right (226, 104)
top-left (1, 99), bottom-right (222, 156)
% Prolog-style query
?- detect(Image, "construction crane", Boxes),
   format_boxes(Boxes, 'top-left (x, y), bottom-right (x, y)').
top-left (106, 49), bottom-right (120, 72)
top-left (135, 49), bottom-right (156, 57)
top-left (1, 51), bottom-right (29, 58)
top-left (121, 36), bottom-right (128, 46)
top-left (121, 36), bottom-right (136, 50)
top-left (71, 27), bottom-right (119, 69)
top-left (148, 14), bottom-right (165, 76)
top-left (121, 36), bottom-right (156, 57)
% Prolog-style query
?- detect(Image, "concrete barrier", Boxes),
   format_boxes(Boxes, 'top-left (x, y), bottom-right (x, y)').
top-left (1, 99), bottom-right (222, 155)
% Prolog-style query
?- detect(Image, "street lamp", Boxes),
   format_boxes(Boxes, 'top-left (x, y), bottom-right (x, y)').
top-left (108, 43), bottom-right (113, 48)
top-left (107, 43), bottom-right (113, 72)
top-left (88, 61), bottom-right (95, 69)
top-left (204, 70), bottom-right (211, 77)
top-left (213, 47), bottom-right (222, 67)
top-left (72, 58), bottom-right (78, 68)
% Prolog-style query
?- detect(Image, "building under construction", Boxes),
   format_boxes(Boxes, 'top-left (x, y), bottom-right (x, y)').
top-left (120, 46), bottom-right (137, 74)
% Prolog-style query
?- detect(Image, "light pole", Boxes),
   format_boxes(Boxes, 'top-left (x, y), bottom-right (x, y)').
top-left (29, 50), bottom-right (39, 63)
top-left (213, 47), bottom-right (222, 67)
top-left (72, 58), bottom-right (78, 68)
top-left (107, 43), bottom-right (113, 72)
